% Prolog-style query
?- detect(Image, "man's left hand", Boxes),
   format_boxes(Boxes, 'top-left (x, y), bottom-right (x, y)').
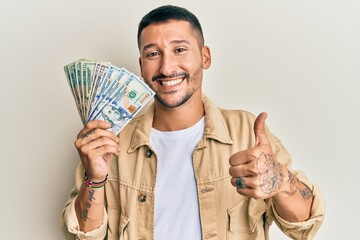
top-left (229, 112), bottom-right (288, 199)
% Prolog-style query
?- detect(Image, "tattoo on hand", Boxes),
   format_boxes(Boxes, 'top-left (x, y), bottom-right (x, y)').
top-left (81, 190), bottom-right (96, 221)
top-left (285, 170), bottom-right (313, 200)
top-left (81, 130), bottom-right (94, 139)
top-left (257, 153), bottom-right (284, 194)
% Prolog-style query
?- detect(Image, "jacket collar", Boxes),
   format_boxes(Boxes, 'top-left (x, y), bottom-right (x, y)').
top-left (128, 95), bottom-right (233, 153)
top-left (202, 96), bottom-right (233, 144)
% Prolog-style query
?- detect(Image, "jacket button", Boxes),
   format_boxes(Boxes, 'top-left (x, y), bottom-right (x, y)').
top-left (145, 149), bottom-right (153, 158)
top-left (138, 194), bottom-right (146, 202)
top-left (205, 233), bottom-right (217, 238)
top-left (201, 187), bottom-right (214, 193)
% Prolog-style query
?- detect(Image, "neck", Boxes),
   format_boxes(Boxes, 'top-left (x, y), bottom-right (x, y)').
top-left (152, 94), bottom-right (204, 131)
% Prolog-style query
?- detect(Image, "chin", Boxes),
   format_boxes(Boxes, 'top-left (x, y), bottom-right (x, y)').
top-left (155, 92), bottom-right (192, 109)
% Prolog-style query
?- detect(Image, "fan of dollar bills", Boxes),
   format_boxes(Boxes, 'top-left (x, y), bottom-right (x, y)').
top-left (64, 59), bottom-right (155, 134)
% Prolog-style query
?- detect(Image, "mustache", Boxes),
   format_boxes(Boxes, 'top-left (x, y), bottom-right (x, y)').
top-left (152, 72), bottom-right (190, 82)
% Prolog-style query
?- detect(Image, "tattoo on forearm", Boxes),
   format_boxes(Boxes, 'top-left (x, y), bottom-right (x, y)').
top-left (81, 208), bottom-right (89, 221)
top-left (257, 153), bottom-right (284, 194)
top-left (81, 190), bottom-right (96, 221)
top-left (285, 170), bottom-right (297, 196)
top-left (285, 170), bottom-right (313, 200)
top-left (299, 188), bottom-right (313, 200)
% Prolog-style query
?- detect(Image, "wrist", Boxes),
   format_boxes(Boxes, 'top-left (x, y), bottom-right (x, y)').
top-left (84, 172), bottom-right (108, 188)
top-left (273, 168), bottom-right (293, 200)
top-left (274, 169), bottom-right (305, 201)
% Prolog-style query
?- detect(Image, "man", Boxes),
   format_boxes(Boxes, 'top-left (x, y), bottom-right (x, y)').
top-left (61, 5), bottom-right (325, 239)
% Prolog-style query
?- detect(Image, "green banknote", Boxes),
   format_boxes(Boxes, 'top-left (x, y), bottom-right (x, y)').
top-left (92, 74), bottom-right (155, 134)
top-left (64, 59), bottom-right (155, 134)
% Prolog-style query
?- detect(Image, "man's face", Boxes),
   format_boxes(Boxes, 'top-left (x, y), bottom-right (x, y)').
top-left (139, 20), bottom-right (211, 108)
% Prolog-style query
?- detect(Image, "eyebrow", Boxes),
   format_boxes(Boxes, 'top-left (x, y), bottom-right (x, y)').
top-left (142, 39), bottom-right (191, 52)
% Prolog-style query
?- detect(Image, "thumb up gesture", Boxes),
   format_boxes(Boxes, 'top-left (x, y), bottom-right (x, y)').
top-left (229, 112), bottom-right (287, 199)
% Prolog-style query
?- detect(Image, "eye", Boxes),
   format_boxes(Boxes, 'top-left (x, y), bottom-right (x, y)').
top-left (175, 47), bottom-right (187, 53)
top-left (145, 51), bottom-right (160, 58)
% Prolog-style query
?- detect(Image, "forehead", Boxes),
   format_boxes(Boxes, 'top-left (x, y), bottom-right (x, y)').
top-left (139, 20), bottom-right (200, 49)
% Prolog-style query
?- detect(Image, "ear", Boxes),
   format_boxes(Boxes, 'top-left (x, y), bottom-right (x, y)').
top-left (202, 46), bottom-right (211, 69)
top-left (139, 57), bottom-right (143, 77)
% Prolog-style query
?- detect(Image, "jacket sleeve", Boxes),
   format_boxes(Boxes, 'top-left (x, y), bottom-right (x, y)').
top-left (60, 163), bottom-right (108, 240)
top-left (266, 133), bottom-right (326, 240)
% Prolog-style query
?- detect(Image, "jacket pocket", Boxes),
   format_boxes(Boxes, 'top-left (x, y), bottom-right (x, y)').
top-left (119, 213), bottom-right (130, 240)
top-left (106, 208), bottom-right (129, 240)
top-left (227, 198), bottom-right (267, 234)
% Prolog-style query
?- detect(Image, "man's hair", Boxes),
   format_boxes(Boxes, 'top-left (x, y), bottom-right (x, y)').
top-left (137, 5), bottom-right (204, 49)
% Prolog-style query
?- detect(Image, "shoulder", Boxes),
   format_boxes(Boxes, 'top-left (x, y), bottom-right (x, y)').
top-left (219, 108), bottom-right (257, 128)
top-left (203, 95), bottom-right (257, 128)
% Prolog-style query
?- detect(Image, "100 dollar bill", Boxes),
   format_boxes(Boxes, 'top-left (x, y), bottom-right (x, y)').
top-left (64, 59), bottom-right (155, 135)
top-left (88, 67), bottom-right (131, 120)
top-left (91, 74), bottom-right (155, 134)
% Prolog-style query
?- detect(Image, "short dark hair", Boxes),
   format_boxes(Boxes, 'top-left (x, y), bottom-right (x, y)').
top-left (137, 5), bottom-right (205, 49)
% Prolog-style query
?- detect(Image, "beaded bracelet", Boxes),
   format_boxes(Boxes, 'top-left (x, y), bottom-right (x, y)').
top-left (84, 172), bottom-right (108, 189)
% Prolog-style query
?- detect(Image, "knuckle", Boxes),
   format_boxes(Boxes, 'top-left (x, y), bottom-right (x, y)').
top-left (104, 145), bottom-right (114, 153)
top-left (74, 139), bottom-right (80, 148)
top-left (231, 179), bottom-right (237, 187)
top-left (229, 154), bottom-right (235, 165)
top-left (109, 144), bottom-right (115, 151)
top-left (248, 166), bottom-right (258, 176)
top-left (92, 128), bottom-right (100, 136)
top-left (85, 121), bottom-right (93, 129)
top-left (229, 167), bottom-right (233, 176)
top-left (79, 145), bottom-right (87, 153)
top-left (252, 189), bottom-right (264, 200)
top-left (248, 149), bottom-right (258, 159)
top-left (236, 188), bottom-right (245, 195)
top-left (250, 181), bottom-right (258, 189)
top-left (230, 151), bottom-right (243, 165)
top-left (229, 156), bottom-right (234, 166)
top-left (100, 136), bottom-right (109, 144)
top-left (230, 166), bottom-right (240, 177)
top-left (74, 139), bottom-right (84, 149)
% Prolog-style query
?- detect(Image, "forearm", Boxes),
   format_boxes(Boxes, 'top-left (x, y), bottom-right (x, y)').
top-left (272, 169), bottom-right (314, 222)
top-left (75, 184), bottom-right (105, 232)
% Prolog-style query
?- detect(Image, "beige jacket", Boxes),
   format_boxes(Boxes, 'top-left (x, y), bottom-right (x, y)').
top-left (61, 96), bottom-right (325, 240)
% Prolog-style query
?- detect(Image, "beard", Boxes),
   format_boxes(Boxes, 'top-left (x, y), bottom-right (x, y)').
top-left (153, 69), bottom-right (202, 109)
top-left (155, 89), bottom-right (193, 108)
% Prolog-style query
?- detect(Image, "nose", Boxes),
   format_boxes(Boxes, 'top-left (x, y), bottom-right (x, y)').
top-left (159, 52), bottom-right (177, 77)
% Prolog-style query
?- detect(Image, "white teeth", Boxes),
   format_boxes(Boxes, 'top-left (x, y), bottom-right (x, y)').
top-left (160, 79), bottom-right (183, 86)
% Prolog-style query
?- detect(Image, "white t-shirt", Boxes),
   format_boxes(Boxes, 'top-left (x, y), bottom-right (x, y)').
top-left (150, 117), bottom-right (205, 240)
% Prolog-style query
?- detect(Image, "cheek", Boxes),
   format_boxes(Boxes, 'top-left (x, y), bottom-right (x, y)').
top-left (142, 76), bottom-right (155, 89)
top-left (182, 55), bottom-right (202, 73)
top-left (141, 62), bottom-right (157, 79)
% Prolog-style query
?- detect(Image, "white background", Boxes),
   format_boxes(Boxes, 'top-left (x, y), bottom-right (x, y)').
top-left (1, 0), bottom-right (359, 239)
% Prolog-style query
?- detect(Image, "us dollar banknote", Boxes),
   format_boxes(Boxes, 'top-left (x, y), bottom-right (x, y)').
top-left (64, 59), bottom-right (155, 134)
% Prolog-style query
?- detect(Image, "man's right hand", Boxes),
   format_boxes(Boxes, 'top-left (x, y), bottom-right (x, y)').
top-left (74, 120), bottom-right (120, 182)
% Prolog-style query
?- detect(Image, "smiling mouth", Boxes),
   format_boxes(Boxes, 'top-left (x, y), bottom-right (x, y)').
top-left (153, 72), bottom-right (189, 87)
top-left (159, 78), bottom-right (184, 86)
